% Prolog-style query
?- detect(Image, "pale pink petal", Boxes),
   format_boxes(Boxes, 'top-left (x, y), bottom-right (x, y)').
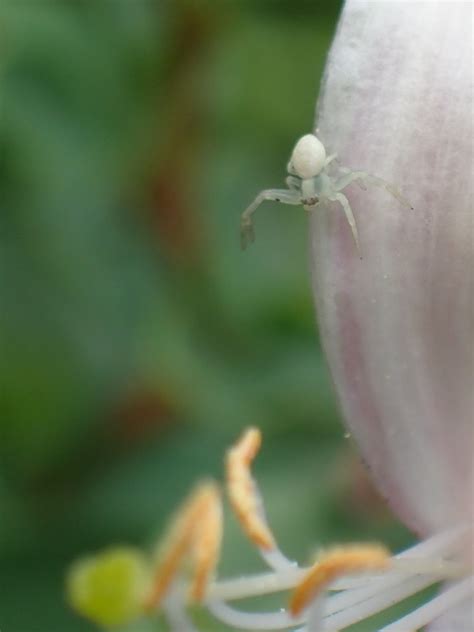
top-left (311, 1), bottom-right (473, 535)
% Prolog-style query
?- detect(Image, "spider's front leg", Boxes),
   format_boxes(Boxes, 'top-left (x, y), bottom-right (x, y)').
top-left (324, 153), bottom-right (338, 168)
top-left (240, 188), bottom-right (301, 250)
top-left (335, 170), bottom-right (413, 209)
top-left (327, 192), bottom-right (361, 257)
top-left (285, 175), bottom-right (301, 191)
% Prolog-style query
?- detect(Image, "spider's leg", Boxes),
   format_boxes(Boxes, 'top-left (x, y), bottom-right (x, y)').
top-left (324, 153), bottom-right (338, 168)
top-left (336, 167), bottom-right (367, 190)
top-left (240, 188), bottom-right (301, 250)
top-left (335, 170), bottom-right (371, 192)
top-left (285, 176), bottom-right (301, 191)
top-left (328, 192), bottom-right (361, 257)
top-left (336, 171), bottom-right (412, 208)
top-left (370, 176), bottom-right (414, 209)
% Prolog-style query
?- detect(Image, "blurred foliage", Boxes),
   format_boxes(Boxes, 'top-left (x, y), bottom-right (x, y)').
top-left (0, 1), bottom-right (413, 630)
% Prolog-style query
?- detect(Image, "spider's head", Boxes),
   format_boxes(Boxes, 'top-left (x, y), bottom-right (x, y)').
top-left (287, 134), bottom-right (326, 179)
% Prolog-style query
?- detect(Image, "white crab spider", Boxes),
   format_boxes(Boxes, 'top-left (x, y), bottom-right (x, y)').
top-left (240, 133), bottom-right (413, 253)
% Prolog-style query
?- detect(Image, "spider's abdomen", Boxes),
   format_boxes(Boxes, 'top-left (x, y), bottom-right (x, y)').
top-left (289, 134), bottom-right (326, 179)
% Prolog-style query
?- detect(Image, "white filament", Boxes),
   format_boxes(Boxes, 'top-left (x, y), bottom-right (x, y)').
top-left (207, 599), bottom-right (304, 630)
top-left (204, 526), bottom-right (468, 631)
top-left (261, 547), bottom-right (298, 573)
top-left (209, 569), bottom-right (304, 602)
top-left (163, 583), bottom-right (199, 632)
top-left (208, 524), bottom-right (465, 602)
top-left (320, 572), bottom-right (443, 631)
top-left (322, 525), bottom-right (466, 617)
top-left (305, 596), bottom-right (324, 632)
top-left (378, 576), bottom-right (474, 632)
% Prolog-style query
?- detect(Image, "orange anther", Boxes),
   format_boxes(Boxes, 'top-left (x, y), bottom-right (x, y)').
top-left (144, 480), bottom-right (222, 610)
top-left (226, 427), bottom-right (275, 550)
top-left (289, 544), bottom-right (391, 616)
top-left (189, 487), bottom-right (223, 602)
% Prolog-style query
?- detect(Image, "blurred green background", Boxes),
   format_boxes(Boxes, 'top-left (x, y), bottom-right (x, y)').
top-left (0, 2), bottom-right (413, 631)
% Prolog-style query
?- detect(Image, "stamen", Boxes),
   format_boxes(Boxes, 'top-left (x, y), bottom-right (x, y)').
top-left (189, 484), bottom-right (223, 602)
top-left (289, 544), bottom-right (391, 617)
top-left (206, 562), bottom-right (467, 632)
top-left (305, 595), bottom-right (325, 632)
top-left (378, 576), bottom-right (474, 632)
top-left (207, 525), bottom-right (465, 602)
top-left (321, 525), bottom-right (467, 617)
top-left (207, 599), bottom-right (303, 631)
top-left (226, 427), bottom-right (296, 572)
top-left (291, 527), bottom-right (469, 631)
top-left (163, 583), bottom-right (199, 632)
top-left (144, 480), bottom-right (222, 610)
top-left (321, 572), bottom-right (444, 631)
top-left (209, 569), bottom-right (304, 602)
top-left (67, 425), bottom-right (471, 632)
top-left (226, 427), bottom-right (276, 551)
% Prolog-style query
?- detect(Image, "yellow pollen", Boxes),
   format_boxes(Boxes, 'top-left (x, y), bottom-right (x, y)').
top-left (289, 544), bottom-right (391, 617)
top-left (144, 480), bottom-right (222, 610)
top-left (226, 427), bottom-right (276, 550)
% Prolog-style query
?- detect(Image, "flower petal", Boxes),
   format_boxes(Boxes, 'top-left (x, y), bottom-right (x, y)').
top-left (311, 1), bottom-right (473, 534)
